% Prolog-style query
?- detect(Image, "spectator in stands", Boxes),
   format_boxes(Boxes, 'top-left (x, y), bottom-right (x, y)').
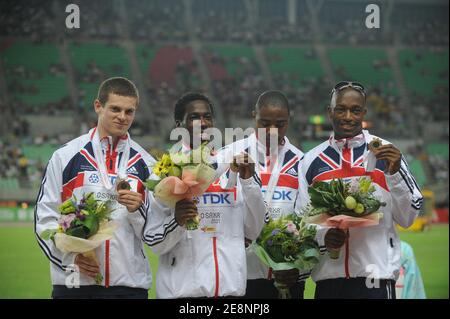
top-left (297, 81), bottom-right (424, 298)
top-left (17, 153), bottom-right (29, 179)
top-left (35, 77), bottom-right (155, 299)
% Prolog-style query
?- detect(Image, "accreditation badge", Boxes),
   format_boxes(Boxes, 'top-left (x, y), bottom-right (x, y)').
top-left (198, 208), bottom-right (224, 237)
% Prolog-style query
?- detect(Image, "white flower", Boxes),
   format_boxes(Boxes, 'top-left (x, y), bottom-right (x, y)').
top-left (348, 178), bottom-right (360, 194)
top-left (285, 222), bottom-right (297, 234)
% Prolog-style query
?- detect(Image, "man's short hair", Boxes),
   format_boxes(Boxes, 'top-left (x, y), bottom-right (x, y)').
top-left (255, 90), bottom-right (290, 115)
top-left (174, 92), bottom-right (214, 122)
top-left (97, 77), bottom-right (139, 105)
top-left (329, 81), bottom-right (366, 109)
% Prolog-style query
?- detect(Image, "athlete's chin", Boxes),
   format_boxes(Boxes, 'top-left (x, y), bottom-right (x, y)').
top-left (336, 127), bottom-right (361, 139)
top-left (112, 127), bottom-right (129, 137)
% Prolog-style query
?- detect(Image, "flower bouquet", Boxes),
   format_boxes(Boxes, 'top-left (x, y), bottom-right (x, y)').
top-left (40, 192), bottom-right (116, 284)
top-left (252, 213), bottom-right (320, 298)
top-left (304, 177), bottom-right (386, 258)
top-left (144, 144), bottom-right (216, 230)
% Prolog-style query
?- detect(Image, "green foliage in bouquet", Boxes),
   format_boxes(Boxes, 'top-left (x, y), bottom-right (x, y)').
top-left (255, 214), bottom-right (320, 270)
top-left (308, 177), bottom-right (386, 217)
top-left (41, 192), bottom-right (114, 241)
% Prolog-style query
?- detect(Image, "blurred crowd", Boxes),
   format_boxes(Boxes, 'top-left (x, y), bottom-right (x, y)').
top-left (1, 0), bottom-right (447, 46)
top-left (0, 0), bottom-right (448, 203)
top-left (129, 0), bottom-right (188, 42)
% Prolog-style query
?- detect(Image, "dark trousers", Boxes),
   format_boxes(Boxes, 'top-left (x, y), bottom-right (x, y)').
top-left (315, 277), bottom-right (396, 299)
top-left (242, 279), bottom-right (305, 299)
top-left (52, 285), bottom-right (148, 299)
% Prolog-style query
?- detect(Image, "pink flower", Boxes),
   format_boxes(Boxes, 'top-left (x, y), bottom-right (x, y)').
top-left (59, 214), bottom-right (76, 231)
top-left (285, 222), bottom-right (297, 234)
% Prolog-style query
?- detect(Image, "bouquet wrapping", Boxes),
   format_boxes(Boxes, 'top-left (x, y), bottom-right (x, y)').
top-left (304, 177), bottom-right (385, 259)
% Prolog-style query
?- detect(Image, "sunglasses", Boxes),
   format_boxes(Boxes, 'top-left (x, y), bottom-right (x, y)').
top-left (330, 81), bottom-right (366, 97)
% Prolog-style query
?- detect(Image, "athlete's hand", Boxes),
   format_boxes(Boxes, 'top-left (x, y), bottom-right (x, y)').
top-left (233, 152), bottom-right (255, 180)
top-left (175, 198), bottom-right (198, 226)
top-left (273, 269), bottom-right (299, 288)
top-left (75, 254), bottom-right (100, 279)
top-left (324, 228), bottom-right (347, 250)
top-left (118, 189), bottom-right (143, 212)
top-left (371, 144), bottom-right (402, 175)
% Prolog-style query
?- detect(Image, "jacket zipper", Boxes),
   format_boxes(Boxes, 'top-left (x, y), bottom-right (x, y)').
top-left (104, 140), bottom-right (113, 288)
top-left (105, 239), bottom-right (110, 287)
top-left (345, 229), bottom-right (350, 279)
top-left (212, 237), bottom-right (220, 297)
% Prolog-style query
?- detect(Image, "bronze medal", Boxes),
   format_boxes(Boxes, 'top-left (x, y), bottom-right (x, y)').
top-left (116, 179), bottom-right (131, 191)
top-left (369, 138), bottom-right (382, 152)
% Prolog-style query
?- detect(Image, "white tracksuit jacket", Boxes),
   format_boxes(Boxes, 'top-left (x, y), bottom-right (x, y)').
top-left (220, 134), bottom-right (310, 281)
top-left (296, 130), bottom-right (423, 282)
top-left (142, 147), bottom-right (267, 298)
top-left (35, 128), bottom-right (155, 289)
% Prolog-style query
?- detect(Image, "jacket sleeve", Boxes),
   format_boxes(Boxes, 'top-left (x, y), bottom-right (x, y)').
top-left (240, 175), bottom-right (268, 241)
top-left (386, 157), bottom-right (423, 228)
top-left (295, 158), bottom-right (328, 252)
top-left (127, 190), bottom-right (150, 239)
top-left (141, 191), bottom-right (186, 255)
top-left (213, 151), bottom-right (236, 190)
top-left (127, 153), bottom-right (156, 239)
top-left (34, 152), bottom-right (77, 271)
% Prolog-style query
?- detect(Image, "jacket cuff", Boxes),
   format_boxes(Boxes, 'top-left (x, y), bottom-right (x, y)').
top-left (127, 204), bottom-right (146, 220)
top-left (221, 170), bottom-right (238, 189)
top-left (385, 171), bottom-right (404, 189)
top-left (239, 175), bottom-right (257, 187)
top-left (62, 252), bottom-right (77, 270)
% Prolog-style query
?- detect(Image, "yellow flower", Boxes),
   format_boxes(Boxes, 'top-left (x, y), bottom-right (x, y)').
top-left (57, 225), bottom-right (64, 233)
top-left (153, 154), bottom-right (174, 177)
top-left (161, 154), bottom-right (173, 167)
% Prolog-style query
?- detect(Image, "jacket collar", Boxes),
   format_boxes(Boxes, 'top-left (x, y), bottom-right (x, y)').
top-left (329, 130), bottom-right (369, 151)
top-left (248, 132), bottom-right (289, 158)
top-left (89, 127), bottom-right (129, 153)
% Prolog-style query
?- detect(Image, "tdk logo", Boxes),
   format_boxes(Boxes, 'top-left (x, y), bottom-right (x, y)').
top-left (198, 193), bottom-right (232, 205)
top-left (262, 190), bottom-right (293, 201)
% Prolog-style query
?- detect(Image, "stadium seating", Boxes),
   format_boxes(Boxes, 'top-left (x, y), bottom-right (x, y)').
top-left (2, 41), bottom-right (69, 106)
top-left (0, 178), bottom-right (19, 190)
top-left (328, 47), bottom-right (397, 96)
top-left (398, 49), bottom-right (449, 97)
top-left (204, 44), bottom-right (258, 79)
top-left (409, 159), bottom-right (428, 188)
top-left (22, 144), bottom-right (56, 164)
top-left (136, 44), bottom-right (160, 79)
top-left (426, 143), bottom-right (449, 160)
top-left (266, 46), bottom-right (323, 86)
top-left (0, 0), bottom-right (447, 207)
top-left (69, 42), bottom-right (131, 108)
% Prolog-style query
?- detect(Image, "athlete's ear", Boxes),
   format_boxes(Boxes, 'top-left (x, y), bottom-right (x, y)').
top-left (94, 99), bottom-right (103, 115)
